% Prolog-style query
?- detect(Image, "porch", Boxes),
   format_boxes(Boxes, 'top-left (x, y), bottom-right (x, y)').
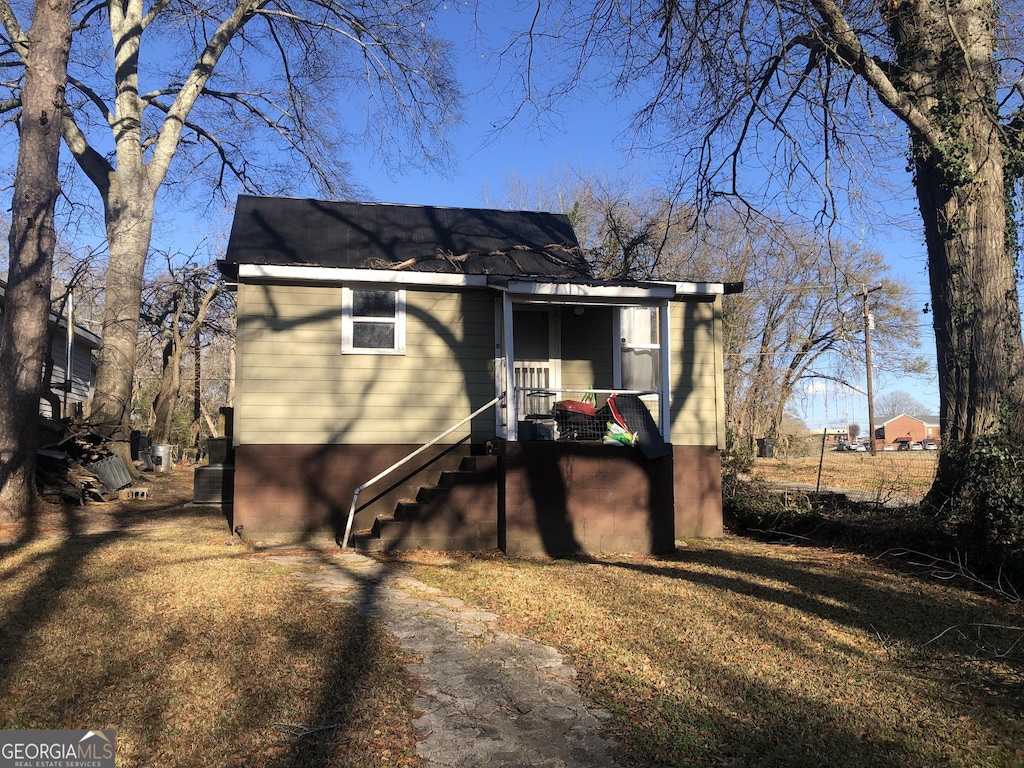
top-left (495, 285), bottom-right (675, 444)
top-left (343, 437), bottom-right (684, 557)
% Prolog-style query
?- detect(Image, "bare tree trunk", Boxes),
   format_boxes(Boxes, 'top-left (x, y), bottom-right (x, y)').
top-left (745, 311), bottom-right (780, 441)
top-left (0, 0), bottom-right (72, 519)
top-left (199, 401), bottom-right (220, 438)
top-left (90, 192), bottom-right (155, 440)
top-left (149, 337), bottom-right (182, 445)
top-left (916, 132), bottom-right (1024, 498)
top-left (145, 271), bottom-right (221, 446)
top-left (193, 300), bottom-right (201, 447)
top-left (895, 1), bottom-right (1024, 504)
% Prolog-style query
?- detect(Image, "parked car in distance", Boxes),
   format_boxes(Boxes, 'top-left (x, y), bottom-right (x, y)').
top-left (910, 442), bottom-right (924, 450)
top-left (923, 441), bottom-right (938, 450)
top-left (882, 443), bottom-right (895, 451)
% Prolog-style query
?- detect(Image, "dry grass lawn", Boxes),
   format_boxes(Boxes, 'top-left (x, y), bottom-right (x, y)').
top-left (398, 543), bottom-right (1024, 768)
top-left (754, 452), bottom-right (939, 505)
top-left (3, 469), bottom-right (1023, 767)
top-left (0, 472), bottom-right (421, 768)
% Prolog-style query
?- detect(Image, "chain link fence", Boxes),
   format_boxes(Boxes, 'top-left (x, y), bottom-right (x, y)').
top-left (752, 437), bottom-right (939, 507)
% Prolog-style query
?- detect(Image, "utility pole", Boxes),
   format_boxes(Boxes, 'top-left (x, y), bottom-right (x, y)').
top-left (862, 285), bottom-right (882, 456)
top-left (193, 271), bottom-right (203, 450)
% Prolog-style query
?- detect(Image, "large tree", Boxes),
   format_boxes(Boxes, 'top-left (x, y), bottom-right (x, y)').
top-left (0, 0), bottom-right (72, 516)
top-left (510, 1), bottom-right (1024, 509)
top-left (0, 0), bottom-right (461, 444)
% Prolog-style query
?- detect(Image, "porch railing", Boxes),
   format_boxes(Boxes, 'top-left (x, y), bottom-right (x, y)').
top-left (340, 394), bottom-right (504, 550)
top-left (514, 362), bottom-right (554, 418)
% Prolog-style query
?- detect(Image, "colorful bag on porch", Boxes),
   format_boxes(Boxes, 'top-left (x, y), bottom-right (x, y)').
top-left (603, 420), bottom-right (636, 446)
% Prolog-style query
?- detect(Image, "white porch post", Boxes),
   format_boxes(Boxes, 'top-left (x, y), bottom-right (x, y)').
top-left (660, 300), bottom-right (672, 438)
top-left (502, 292), bottom-right (518, 440)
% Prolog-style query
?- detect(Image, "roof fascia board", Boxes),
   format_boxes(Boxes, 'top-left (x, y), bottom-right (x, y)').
top-left (495, 280), bottom-right (678, 300)
top-left (236, 264), bottom-right (489, 288)
top-left (234, 265), bottom-right (735, 300)
top-left (673, 281), bottom-right (728, 296)
top-left (60, 319), bottom-right (101, 347)
top-left (496, 279), bottom-right (731, 300)
top-left (0, 282), bottom-right (100, 346)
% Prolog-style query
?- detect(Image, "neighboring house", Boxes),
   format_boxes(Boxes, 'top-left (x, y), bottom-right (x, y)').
top-left (0, 280), bottom-right (100, 418)
top-left (873, 413), bottom-right (941, 447)
top-left (220, 195), bottom-right (741, 556)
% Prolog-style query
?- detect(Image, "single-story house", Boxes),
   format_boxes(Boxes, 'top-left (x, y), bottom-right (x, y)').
top-left (873, 413), bottom-right (940, 447)
top-left (219, 195), bottom-right (741, 556)
top-left (0, 280), bottom-right (100, 418)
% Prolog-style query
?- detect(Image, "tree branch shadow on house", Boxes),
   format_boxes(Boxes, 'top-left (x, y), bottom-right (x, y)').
top-left (666, 298), bottom-right (719, 540)
top-left (238, 280), bottom-right (695, 559)
top-left (519, 442), bottom-right (587, 558)
top-left (316, 294), bottom-right (581, 557)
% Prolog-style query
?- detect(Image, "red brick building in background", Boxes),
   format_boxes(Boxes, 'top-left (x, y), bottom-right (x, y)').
top-left (873, 414), bottom-right (940, 448)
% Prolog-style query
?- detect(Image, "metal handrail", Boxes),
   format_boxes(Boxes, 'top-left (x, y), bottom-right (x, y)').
top-left (340, 394), bottom-right (504, 549)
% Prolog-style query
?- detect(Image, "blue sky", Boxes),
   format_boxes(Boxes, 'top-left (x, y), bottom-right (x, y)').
top-left (146, 0), bottom-right (938, 429)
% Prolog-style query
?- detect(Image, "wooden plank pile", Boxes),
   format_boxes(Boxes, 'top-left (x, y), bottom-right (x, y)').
top-left (35, 419), bottom-right (132, 504)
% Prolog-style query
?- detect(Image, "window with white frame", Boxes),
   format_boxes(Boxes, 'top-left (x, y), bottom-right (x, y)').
top-left (619, 306), bottom-right (660, 390)
top-left (342, 287), bottom-right (406, 354)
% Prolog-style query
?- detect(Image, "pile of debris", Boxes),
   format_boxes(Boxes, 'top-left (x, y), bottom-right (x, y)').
top-left (36, 418), bottom-right (135, 505)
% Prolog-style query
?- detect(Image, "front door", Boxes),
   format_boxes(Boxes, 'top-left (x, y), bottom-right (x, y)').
top-left (513, 307), bottom-right (560, 418)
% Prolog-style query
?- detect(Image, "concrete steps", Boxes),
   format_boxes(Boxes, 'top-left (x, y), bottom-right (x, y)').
top-left (351, 455), bottom-right (499, 552)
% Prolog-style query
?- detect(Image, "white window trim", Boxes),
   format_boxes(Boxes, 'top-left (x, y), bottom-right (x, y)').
top-left (341, 286), bottom-right (406, 354)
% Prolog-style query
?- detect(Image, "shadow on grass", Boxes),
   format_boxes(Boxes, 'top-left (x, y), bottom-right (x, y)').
top-left (0, 531), bottom-right (128, 697)
top-left (593, 546), bottom-right (1024, 747)
top-left (0, 496), bottom-right (195, 700)
top-left (2, 492), bottom-right (414, 766)
top-left (268, 547), bottom-right (406, 768)
top-left (607, 661), bottom-right (927, 768)
top-left (606, 546), bottom-right (1021, 657)
top-left (406, 546), bottom-right (1023, 766)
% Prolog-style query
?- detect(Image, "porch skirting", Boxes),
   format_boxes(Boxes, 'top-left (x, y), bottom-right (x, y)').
top-left (501, 442), bottom-right (722, 556)
top-left (229, 441), bottom-right (723, 553)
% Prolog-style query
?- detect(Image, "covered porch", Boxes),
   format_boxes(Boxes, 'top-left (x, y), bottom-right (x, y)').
top-left (493, 277), bottom-right (690, 446)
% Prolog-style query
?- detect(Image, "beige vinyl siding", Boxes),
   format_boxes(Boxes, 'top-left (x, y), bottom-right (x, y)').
top-left (669, 296), bottom-right (725, 447)
top-left (236, 282), bottom-right (497, 445)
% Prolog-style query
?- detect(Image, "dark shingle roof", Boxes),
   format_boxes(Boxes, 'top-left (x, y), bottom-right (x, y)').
top-left (221, 195), bottom-right (589, 279)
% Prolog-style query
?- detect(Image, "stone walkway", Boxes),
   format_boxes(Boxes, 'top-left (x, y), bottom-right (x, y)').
top-left (265, 550), bottom-right (624, 768)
